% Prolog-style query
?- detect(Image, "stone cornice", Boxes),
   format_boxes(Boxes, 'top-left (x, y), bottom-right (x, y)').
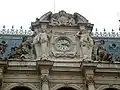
top-left (37, 60), bottom-right (54, 67)
top-left (36, 60), bottom-right (54, 74)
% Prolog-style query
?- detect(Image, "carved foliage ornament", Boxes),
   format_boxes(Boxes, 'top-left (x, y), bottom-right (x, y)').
top-left (50, 10), bottom-right (76, 26)
top-left (50, 11), bottom-right (88, 26)
top-left (86, 76), bottom-right (94, 85)
top-left (31, 10), bottom-right (88, 28)
top-left (41, 75), bottom-right (49, 83)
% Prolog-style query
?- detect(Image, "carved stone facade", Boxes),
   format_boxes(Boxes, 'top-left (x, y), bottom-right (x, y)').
top-left (0, 11), bottom-right (120, 90)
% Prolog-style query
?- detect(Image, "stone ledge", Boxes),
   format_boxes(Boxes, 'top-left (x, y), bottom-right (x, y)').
top-left (37, 60), bottom-right (54, 66)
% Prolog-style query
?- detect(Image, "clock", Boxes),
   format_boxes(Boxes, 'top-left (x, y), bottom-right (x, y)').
top-left (55, 38), bottom-right (71, 51)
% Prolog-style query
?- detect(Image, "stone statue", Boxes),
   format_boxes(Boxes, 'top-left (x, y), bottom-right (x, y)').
top-left (77, 30), bottom-right (93, 61)
top-left (20, 37), bottom-right (32, 59)
top-left (92, 41), bottom-right (99, 61)
top-left (0, 41), bottom-right (7, 59)
top-left (91, 40), bottom-right (114, 62)
top-left (39, 28), bottom-right (49, 60)
top-left (9, 37), bottom-right (32, 59)
top-left (33, 28), bottom-right (41, 60)
top-left (96, 40), bottom-right (113, 61)
top-left (33, 28), bottom-right (49, 60)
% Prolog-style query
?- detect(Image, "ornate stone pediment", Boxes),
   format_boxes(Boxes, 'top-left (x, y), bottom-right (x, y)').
top-left (31, 10), bottom-right (88, 29)
top-left (31, 11), bottom-right (93, 60)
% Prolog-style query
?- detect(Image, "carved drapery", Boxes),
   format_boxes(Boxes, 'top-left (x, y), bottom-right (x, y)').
top-left (33, 23), bottom-right (50, 60)
top-left (76, 23), bottom-right (94, 61)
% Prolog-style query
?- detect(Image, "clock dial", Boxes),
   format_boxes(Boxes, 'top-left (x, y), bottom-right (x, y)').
top-left (55, 38), bottom-right (71, 51)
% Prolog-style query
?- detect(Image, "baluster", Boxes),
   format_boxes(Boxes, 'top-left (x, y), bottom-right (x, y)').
top-left (19, 26), bottom-right (23, 35)
top-left (94, 28), bottom-right (99, 37)
top-left (103, 28), bottom-right (107, 37)
top-left (10, 25), bottom-right (15, 34)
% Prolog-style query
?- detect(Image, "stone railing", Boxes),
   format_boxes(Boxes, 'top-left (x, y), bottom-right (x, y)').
top-left (91, 28), bottom-right (120, 38)
top-left (0, 26), bottom-right (120, 38)
top-left (0, 25), bottom-right (33, 36)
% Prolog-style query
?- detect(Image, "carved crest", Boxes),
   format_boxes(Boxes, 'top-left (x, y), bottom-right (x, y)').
top-left (50, 10), bottom-right (76, 26)
top-left (50, 10), bottom-right (88, 26)
top-left (31, 10), bottom-right (88, 30)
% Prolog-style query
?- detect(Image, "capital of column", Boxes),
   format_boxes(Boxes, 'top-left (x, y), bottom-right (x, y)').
top-left (78, 23), bottom-right (93, 31)
top-left (37, 60), bottom-right (54, 74)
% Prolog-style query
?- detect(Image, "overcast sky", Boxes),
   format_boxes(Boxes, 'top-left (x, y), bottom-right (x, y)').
top-left (0, 0), bottom-right (120, 32)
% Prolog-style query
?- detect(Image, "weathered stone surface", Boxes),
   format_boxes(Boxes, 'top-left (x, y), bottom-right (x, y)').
top-left (1, 11), bottom-right (120, 90)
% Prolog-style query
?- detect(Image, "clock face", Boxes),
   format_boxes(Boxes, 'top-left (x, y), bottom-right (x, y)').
top-left (55, 38), bottom-right (71, 51)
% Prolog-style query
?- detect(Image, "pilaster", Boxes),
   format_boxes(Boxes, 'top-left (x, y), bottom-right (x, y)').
top-left (82, 62), bottom-right (97, 90)
top-left (37, 60), bottom-right (54, 90)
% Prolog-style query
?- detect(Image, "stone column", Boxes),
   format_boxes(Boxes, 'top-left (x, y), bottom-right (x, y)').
top-left (82, 62), bottom-right (96, 90)
top-left (37, 60), bottom-right (54, 90)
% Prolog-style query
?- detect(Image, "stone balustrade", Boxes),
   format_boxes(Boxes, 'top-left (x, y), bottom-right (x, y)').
top-left (1, 25), bottom-right (120, 38)
top-left (0, 25), bottom-right (33, 36)
top-left (91, 28), bottom-right (120, 38)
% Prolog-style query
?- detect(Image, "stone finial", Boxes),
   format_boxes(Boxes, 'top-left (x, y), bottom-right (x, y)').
top-left (103, 28), bottom-right (107, 37)
top-left (12, 25), bottom-right (14, 29)
top-left (94, 28), bottom-right (99, 37)
top-left (20, 26), bottom-right (22, 29)
top-left (36, 18), bottom-right (39, 21)
top-left (103, 28), bottom-right (106, 31)
top-left (112, 29), bottom-right (114, 32)
top-left (3, 25), bottom-right (5, 28)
